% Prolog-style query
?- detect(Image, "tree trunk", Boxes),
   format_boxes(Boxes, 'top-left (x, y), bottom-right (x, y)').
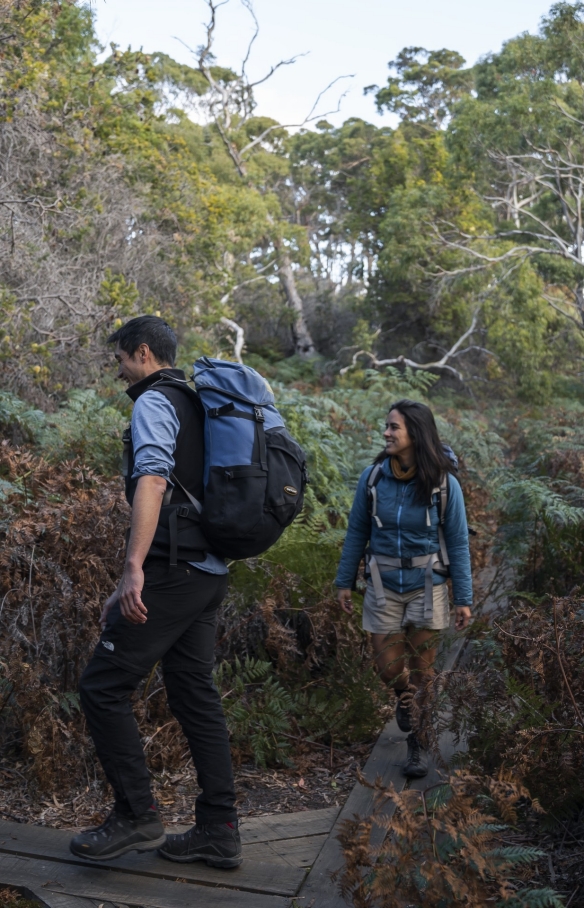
top-left (576, 282), bottom-right (584, 328)
top-left (276, 249), bottom-right (316, 358)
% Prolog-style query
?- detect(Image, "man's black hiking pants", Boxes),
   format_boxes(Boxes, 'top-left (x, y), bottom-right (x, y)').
top-left (79, 557), bottom-right (236, 823)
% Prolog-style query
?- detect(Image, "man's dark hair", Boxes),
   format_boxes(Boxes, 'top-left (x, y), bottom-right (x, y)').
top-left (107, 315), bottom-right (177, 366)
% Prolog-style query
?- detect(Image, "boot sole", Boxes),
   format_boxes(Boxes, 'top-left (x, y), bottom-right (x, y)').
top-left (158, 849), bottom-right (243, 869)
top-left (70, 833), bottom-right (167, 861)
top-left (402, 766), bottom-right (428, 778)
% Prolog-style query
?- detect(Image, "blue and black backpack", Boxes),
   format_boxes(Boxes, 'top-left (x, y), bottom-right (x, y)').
top-left (158, 357), bottom-right (308, 560)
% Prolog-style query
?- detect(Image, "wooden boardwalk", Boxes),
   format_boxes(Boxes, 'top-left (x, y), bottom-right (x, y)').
top-left (0, 630), bottom-right (469, 908)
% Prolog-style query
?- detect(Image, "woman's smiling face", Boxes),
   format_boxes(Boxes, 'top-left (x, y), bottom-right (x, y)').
top-left (383, 408), bottom-right (415, 463)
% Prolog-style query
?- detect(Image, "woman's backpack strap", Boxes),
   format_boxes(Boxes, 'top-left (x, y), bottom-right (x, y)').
top-left (431, 473), bottom-right (450, 568)
top-left (367, 462), bottom-right (385, 528)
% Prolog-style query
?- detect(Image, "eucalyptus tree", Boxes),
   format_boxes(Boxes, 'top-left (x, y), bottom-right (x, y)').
top-left (183, 0), bottom-right (329, 357)
top-left (442, 2), bottom-right (584, 332)
top-left (0, 0), bottom-right (267, 392)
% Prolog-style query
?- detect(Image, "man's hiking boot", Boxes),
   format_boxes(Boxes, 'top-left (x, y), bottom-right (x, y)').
top-left (158, 820), bottom-right (242, 868)
top-left (403, 733), bottom-right (428, 778)
top-left (395, 691), bottom-right (413, 732)
top-left (69, 806), bottom-right (166, 861)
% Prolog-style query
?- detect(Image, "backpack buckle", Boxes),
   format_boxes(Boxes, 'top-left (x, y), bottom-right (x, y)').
top-left (401, 556), bottom-right (413, 570)
top-left (254, 406), bottom-right (265, 422)
top-left (177, 506), bottom-right (190, 518)
top-left (209, 402), bottom-right (235, 418)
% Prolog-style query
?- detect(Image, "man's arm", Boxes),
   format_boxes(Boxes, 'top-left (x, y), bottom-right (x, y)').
top-left (101, 475), bottom-right (167, 625)
top-left (101, 390), bottom-right (180, 627)
top-left (102, 474), bottom-right (166, 625)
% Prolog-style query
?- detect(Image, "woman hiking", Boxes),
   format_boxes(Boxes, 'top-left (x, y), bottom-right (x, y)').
top-left (335, 399), bottom-right (472, 778)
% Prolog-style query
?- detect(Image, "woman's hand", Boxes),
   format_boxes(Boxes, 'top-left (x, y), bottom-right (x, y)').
top-left (455, 606), bottom-right (472, 630)
top-left (337, 588), bottom-right (354, 615)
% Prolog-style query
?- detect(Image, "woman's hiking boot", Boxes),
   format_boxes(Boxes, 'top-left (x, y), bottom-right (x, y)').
top-left (395, 689), bottom-right (413, 732)
top-left (403, 733), bottom-right (428, 778)
top-left (158, 821), bottom-right (242, 868)
top-left (69, 805), bottom-right (166, 860)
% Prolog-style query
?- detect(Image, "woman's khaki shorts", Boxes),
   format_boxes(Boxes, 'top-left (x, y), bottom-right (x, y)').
top-left (362, 581), bottom-right (450, 635)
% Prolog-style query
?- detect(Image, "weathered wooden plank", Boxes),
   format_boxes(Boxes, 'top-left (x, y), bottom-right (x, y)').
top-left (297, 628), bottom-right (471, 908)
top-left (35, 894), bottom-right (119, 908)
top-left (239, 807), bottom-right (339, 844)
top-left (0, 820), bottom-right (304, 897)
top-left (295, 724), bottom-right (409, 907)
top-left (170, 807), bottom-right (339, 845)
top-left (243, 834), bottom-right (327, 868)
top-left (0, 852), bottom-right (290, 908)
top-left (161, 830), bottom-right (327, 869)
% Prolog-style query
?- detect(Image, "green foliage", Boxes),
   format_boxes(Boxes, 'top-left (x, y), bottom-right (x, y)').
top-left (42, 390), bottom-right (127, 476)
top-left (492, 402), bottom-right (584, 592)
top-left (295, 661), bottom-right (385, 745)
top-left (369, 46), bottom-right (473, 126)
top-left (214, 657), bottom-right (294, 767)
top-left (0, 389), bottom-right (127, 477)
top-left (96, 271), bottom-right (140, 314)
top-left (496, 475), bottom-right (584, 562)
top-left (0, 392), bottom-right (46, 443)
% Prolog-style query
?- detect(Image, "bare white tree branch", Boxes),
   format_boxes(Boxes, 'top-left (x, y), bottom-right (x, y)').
top-left (220, 316), bottom-right (245, 362)
top-left (339, 308), bottom-right (485, 380)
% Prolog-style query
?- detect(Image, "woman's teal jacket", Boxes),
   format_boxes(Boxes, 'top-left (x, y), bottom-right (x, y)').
top-left (334, 458), bottom-right (473, 606)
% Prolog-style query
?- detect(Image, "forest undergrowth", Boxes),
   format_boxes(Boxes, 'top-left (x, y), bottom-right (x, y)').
top-left (1, 367), bottom-right (584, 907)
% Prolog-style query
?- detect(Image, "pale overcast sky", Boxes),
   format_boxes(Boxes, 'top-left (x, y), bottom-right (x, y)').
top-left (92, 0), bottom-right (555, 127)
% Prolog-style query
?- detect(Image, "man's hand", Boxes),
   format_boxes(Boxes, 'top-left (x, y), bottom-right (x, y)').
top-left (99, 564), bottom-right (148, 627)
top-left (337, 588), bottom-right (354, 615)
top-left (118, 562), bottom-right (148, 624)
top-left (455, 606), bottom-right (472, 631)
top-left (99, 474), bottom-right (166, 628)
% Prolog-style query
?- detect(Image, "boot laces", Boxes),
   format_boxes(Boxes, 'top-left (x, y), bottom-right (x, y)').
top-left (408, 735), bottom-right (422, 765)
top-left (92, 810), bottom-right (130, 841)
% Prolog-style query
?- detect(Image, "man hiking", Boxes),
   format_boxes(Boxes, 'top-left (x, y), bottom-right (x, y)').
top-left (69, 315), bottom-right (242, 868)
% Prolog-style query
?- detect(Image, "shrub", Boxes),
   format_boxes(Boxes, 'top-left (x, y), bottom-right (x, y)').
top-left (337, 771), bottom-right (560, 908)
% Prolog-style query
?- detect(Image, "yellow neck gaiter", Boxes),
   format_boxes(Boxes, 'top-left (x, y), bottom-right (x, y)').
top-left (390, 456), bottom-right (417, 482)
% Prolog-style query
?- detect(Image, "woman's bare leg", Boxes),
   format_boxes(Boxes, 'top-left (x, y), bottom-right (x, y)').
top-left (405, 628), bottom-right (439, 688)
top-left (371, 633), bottom-right (408, 688)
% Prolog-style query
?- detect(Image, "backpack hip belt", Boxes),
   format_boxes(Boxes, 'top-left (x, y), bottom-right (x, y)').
top-left (366, 551), bottom-right (448, 623)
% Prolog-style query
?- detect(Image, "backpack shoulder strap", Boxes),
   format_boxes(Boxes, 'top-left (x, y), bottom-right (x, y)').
top-left (147, 377), bottom-right (204, 511)
top-left (439, 472), bottom-right (448, 525)
top-left (150, 375), bottom-right (203, 410)
top-left (436, 473), bottom-right (450, 567)
top-left (367, 462), bottom-right (385, 528)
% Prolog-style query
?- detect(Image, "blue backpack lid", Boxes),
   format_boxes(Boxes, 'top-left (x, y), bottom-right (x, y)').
top-left (193, 357), bottom-right (275, 406)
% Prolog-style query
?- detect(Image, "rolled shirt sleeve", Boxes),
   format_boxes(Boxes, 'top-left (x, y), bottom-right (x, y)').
top-left (131, 390), bottom-right (179, 480)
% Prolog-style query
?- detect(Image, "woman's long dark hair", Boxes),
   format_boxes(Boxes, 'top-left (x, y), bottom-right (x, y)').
top-left (375, 398), bottom-right (456, 503)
